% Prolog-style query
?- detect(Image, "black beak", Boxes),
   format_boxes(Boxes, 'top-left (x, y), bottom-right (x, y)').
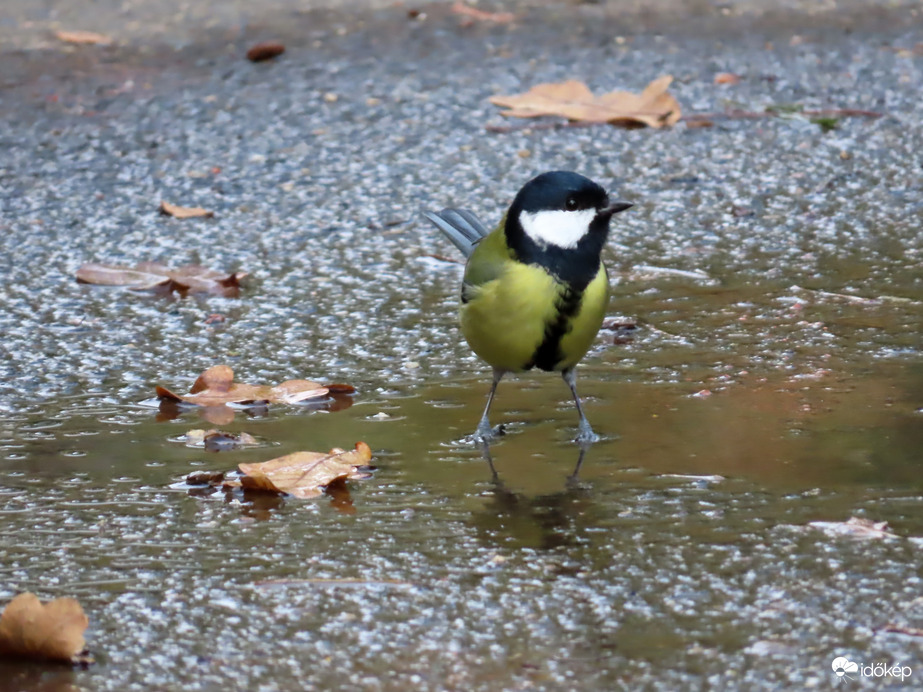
top-left (596, 201), bottom-right (633, 220)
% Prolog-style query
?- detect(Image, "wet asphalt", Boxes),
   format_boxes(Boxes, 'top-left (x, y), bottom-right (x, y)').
top-left (0, 1), bottom-right (922, 690)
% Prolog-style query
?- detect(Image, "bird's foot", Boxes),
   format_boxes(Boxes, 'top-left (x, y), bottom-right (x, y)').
top-left (472, 422), bottom-right (506, 444)
top-left (574, 422), bottom-right (599, 445)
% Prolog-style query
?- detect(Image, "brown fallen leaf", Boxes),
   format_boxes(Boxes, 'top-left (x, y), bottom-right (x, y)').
top-left (599, 319), bottom-right (638, 345)
top-left (247, 41), bottom-right (286, 62)
top-left (156, 364), bottom-right (329, 407)
top-left (807, 517), bottom-right (899, 540)
top-left (324, 383), bottom-right (357, 395)
top-left (53, 29), bottom-right (113, 46)
top-left (489, 76), bottom-right (681, 128)
top-left (234, 442), bottom-right (374, 499)
top-left (186, 469), bottom-right (227, 485)
top-left (76, 262), bottom-right (246, 297)
top-left (451, 1), bottom-right (515, 24)
top-left (160, 201), bottom-right (215, 219)
top-left (76, 263), bottom-right (172, 291)
top-left (0, 593), bottom-right (88, 663)
top-left (149, 264), bottom-right (246, 295)
top-left (714, 72), bottom-right (741, 85)
top-left (270, 379), bottom-right (335, 404)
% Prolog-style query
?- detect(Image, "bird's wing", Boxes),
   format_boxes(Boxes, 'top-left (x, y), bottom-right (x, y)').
top-left (459, 225), bottom-right (511, 303)
top-left (421, 208), bottom-right (491, 259)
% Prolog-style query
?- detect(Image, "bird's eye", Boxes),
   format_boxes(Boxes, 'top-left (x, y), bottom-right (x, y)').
top-left (565, 197), bottom-right (578, 211)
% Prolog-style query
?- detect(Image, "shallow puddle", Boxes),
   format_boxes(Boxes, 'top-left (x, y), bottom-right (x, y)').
top-left (1, 339), bottom-right (921, 688)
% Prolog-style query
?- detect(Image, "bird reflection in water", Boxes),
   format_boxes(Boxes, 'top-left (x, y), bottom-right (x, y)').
top-left (472, 442), bottom-right (595, 552)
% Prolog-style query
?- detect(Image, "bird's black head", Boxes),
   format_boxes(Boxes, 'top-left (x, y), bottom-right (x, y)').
top-left (504, 171), bottom-right (632, 289)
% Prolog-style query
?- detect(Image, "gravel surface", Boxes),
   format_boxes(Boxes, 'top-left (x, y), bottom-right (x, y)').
top-left (1, 0), bottom-right (921, 411)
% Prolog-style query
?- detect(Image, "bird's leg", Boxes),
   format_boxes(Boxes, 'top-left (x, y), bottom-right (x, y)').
top-left (562, 367), bottom-right (599, 444)
top-left (474, 368), bottom-right (505, 441)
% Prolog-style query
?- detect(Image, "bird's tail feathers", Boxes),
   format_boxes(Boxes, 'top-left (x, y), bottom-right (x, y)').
top-left (422, 208), bottom-right (490, 258)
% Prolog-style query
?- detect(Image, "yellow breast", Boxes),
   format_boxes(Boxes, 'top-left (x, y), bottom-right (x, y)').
top-left (460, 260), bottom-right (608, 373)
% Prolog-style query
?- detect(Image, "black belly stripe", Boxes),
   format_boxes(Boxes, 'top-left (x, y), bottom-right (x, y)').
top-left (527, 285), bottom-right (584, 372)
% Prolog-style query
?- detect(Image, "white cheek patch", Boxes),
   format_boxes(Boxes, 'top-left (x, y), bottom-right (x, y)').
top-left (519, 209), bottom-right (596, 249)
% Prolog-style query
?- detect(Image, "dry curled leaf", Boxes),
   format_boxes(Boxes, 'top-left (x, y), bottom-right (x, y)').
top-left (156, 368), bottom-right (354, 424)
top-left (159, 264), bottom-right (246, 295)
top-left (76, 262), bottom-right (246, 297)
top-left (0, 593), bottom-right (88, 663)
top-left (53, 29), bottom-right (113, 45)
top-left (156, 364), bottom-right (329, 407)
top-left (76, 263), bottom-right (173, 291)
top-left (247, 41), bottom-right (286, 62)
top-left (451, 1), bottom-right (515, 24)
top-left (234, 442), bottom-right (374, 499)
top-left (489, 76), bottom-right (681, 128)
top-left (159, 201), bottom-right (215, 219)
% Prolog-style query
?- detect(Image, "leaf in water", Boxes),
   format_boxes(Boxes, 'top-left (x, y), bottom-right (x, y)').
top-left (489, 76), bottom-right (681, 128)
top-left (156, 365), bottom-right (330, 407)
top-left (178, 429), bottom-right (260, 451)
top-left (190, 364), bottom-right (234, 394)
top-left (271, 380), bottom-right (335, 404)
top-left (54, 29), bottom-right (113, 45)
top-left (186, 470), bottom-right (227, 485)
top-left (0, 593), bottom-right (89, 663)
top-left (236, 442), bottom-right (374, 499)
top-left (159, 201), bottom-right (214, 218)
top-left (324, 383), bottom-right (357, 395)
top-left (807, 517), bottom-right (899, 540)
top-left (76, 262), bottom-right (246, 297)
top-left (324, 383), bottom-right (358, 412)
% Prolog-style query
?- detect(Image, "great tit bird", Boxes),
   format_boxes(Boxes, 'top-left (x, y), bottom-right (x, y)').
top-left (423, 170), bottom-right (632, 443)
